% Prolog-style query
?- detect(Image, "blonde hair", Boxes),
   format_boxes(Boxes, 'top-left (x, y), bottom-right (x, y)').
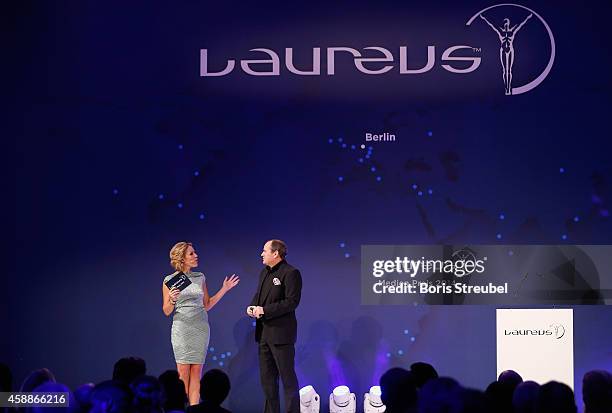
top-left (169, 242), bottom-right (193, 272)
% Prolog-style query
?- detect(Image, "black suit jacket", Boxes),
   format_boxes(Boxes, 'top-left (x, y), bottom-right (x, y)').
top-left (250, 260), bottom-right (302, 344)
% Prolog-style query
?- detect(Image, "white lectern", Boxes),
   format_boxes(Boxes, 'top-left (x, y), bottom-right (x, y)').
top-left (496, 309), bottom-right (574, 389)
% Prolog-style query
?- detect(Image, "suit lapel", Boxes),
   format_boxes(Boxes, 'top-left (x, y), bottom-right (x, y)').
top-left (260, 271), bottom-right (274, 304)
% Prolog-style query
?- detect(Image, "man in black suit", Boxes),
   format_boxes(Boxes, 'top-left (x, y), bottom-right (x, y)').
top-left (247, 239), bottom-right (302, 413)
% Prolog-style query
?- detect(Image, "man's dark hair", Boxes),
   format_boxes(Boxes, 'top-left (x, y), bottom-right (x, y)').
top-left (512, 381), bottom-right (540, 413)
top-left (20, 368), bottom-right (56, 392)
top-left (158, 370), bottom-right (187, 412)
top-left (200, 369), bottom-right (231, 406)
top-left (269, 240), bottom-right (287, 259)
top-left (583, 370), bottom-right (612, 413)
top-left (90, 380), bottom-right (133, 413)
top-left (380, 367), bottom-right (417, 412)
top-left (130, 376), bottom-right (164, 413)
top-left (410, 362), bottom-right (439, 389)
top-left (498, 370), bottom-right (523, 392)
top-left (113, 357), bottom-right (146, 385)
top-left (419, 377), bottom-right (463, 413)
top-left (536, 381), bottom-right (576, 413)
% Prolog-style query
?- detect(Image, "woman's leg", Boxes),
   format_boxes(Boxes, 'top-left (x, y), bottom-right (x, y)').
top-left (177, 363), bottom-right (191, 398)
top-left (188, 364), bottom-right (204, 405)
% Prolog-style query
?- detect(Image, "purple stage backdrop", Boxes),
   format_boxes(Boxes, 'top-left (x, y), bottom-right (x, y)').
top-left (8, 1), bottom-right (612, 412)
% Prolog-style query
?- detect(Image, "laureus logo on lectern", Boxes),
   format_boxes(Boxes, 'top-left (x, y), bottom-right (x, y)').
top-left (504, 324), bottom-right (566, 339)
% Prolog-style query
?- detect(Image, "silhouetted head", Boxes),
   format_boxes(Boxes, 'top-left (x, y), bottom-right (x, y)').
top-left (512, 381), bottom-right (540, 413)
top-left (20, 368), bottom-right (56, 392)
top-left (410, 362), bottom-right (438, 389)
top-left (130, 376), bottom-right (164, 413)
top-left (29, 382), bottom-right (77, 413)
top-left (0, 363), bottom-right (12, 392)
top-left (537, 381), bottom-right (576, 413)
top-left (74, 383), bottom-right (95, 413)
top-left (158, 370), bottom-right (187, 412)
top-left (419, 377), bottom-right (463, 413)
top-left (485, 381), bottom-right (513, 413)
top-left (498, 370), bottom-right (523, 393)
top-left (380, 367), bottom-right (417, 413)
top-left (583, 370), bottom-right (612, 413)
top-left (200, 369), bottom-right (231, 406)
top-left (460, 388), bottom-right (487, 413)
top-left (90, 380), bottom-right (133, 413)
top-left (113, 357), bottom-right (146, 385)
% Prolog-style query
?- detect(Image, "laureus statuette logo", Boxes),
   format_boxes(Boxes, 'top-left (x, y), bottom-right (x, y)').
top-left (467, 3), bottom-right (556, 95)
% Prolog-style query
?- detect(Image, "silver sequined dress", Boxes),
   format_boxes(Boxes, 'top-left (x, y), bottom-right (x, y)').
top-left (164, 271), bottom-right (210, 364)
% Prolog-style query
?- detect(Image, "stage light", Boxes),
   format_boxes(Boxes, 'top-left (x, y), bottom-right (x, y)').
top-left (299, 385), bottom-right (320, 413)
top-left (364, 386), bottom-right (385, 413)
top-left (561, 234), bottom-right (568, 240)
top-left (329, 386), bottom-right (355, 413)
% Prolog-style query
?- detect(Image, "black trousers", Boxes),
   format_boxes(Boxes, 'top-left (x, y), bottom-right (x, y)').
top-left (258, 339), bottom-right (299, 413)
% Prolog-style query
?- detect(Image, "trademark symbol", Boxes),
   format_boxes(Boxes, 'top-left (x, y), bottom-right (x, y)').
top-left (472, 47), bottom-right (482, 53)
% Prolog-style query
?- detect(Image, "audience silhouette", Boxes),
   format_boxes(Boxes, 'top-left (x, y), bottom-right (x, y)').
top-left (3, 358), bottom-right (610, 413)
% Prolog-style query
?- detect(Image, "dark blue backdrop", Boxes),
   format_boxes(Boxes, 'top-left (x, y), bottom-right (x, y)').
top-left (9, 1), bottom-right (612, 412)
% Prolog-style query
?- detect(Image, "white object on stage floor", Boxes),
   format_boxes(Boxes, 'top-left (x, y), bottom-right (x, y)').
top-left (364, 386), bottom-right (386, 413)
top-left (496, 308), bottom-right (574, 389)
top-left (299, 385), bottom-right (320, 413)
top-left (330, 385), bottom-right (356, 413)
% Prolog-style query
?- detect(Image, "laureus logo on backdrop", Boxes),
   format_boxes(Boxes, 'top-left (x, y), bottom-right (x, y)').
top-left (199, 3), bottom-right (555, 95)
top-left (466, 3), bottom-right (556, 95)
top-left (504, 324), bottom-right (566, 339)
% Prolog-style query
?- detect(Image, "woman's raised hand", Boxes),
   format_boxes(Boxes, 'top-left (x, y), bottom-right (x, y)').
top-left (223, 274), bottom-right (240, 292)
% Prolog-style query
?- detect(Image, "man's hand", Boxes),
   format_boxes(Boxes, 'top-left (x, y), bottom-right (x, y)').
top-left (246, 306), bottom-right (255, 317)
top-left (253, 306), bottom-right (265, 318)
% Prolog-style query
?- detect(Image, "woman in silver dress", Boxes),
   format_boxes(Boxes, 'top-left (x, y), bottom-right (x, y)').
top-left (162, 242), bottom-right (239, 405)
